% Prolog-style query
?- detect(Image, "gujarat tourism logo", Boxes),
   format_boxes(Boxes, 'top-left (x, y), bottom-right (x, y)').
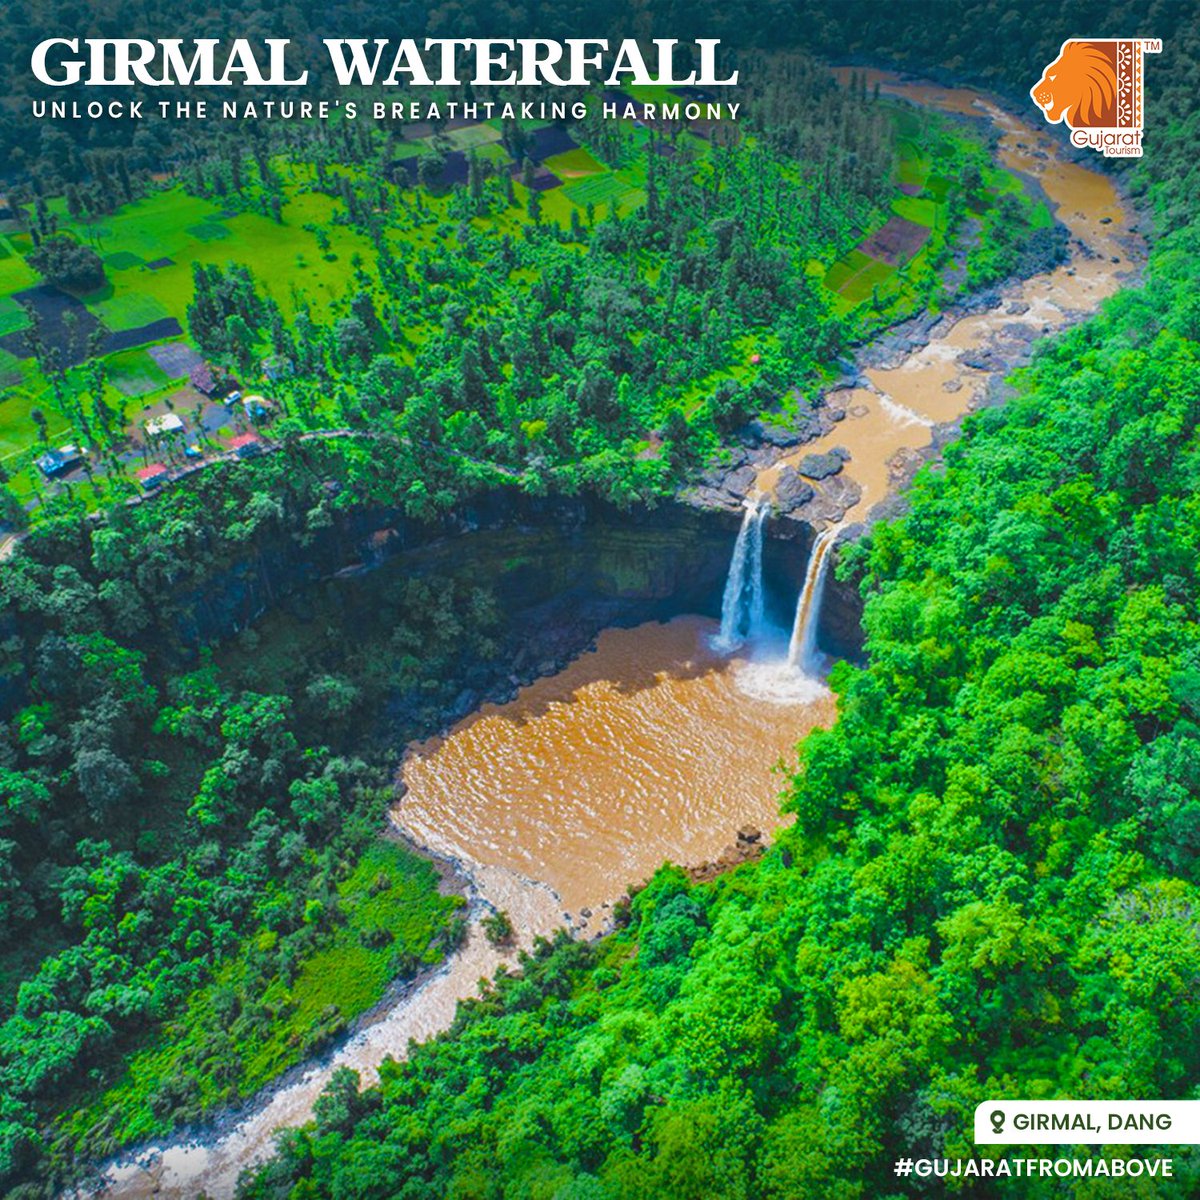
top-left (1030, 38), bottom-right (1161, 157)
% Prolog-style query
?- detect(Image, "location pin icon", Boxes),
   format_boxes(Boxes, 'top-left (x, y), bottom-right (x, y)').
top-left (990, 1110), bottom-right (1006, 1135)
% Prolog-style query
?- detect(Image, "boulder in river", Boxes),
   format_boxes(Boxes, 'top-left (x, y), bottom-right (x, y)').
top-left (797, 446), bottom-right (850, 481)
top-left (741, 407), bottom-right (825, 449)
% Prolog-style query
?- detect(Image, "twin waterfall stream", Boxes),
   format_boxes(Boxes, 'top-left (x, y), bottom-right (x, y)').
top-left (717, 497), bottom-right (838, 680)
top-left (716, 500), bottom-right (768, 647)
top-left (97, 68), bottom-right (1140, 1200)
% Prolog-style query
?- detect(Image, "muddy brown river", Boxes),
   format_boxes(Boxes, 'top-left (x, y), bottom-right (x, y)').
top-left (400, 616), bottom-right (834, 923)
top-left (94, 73), bottom-right (1141, 1199)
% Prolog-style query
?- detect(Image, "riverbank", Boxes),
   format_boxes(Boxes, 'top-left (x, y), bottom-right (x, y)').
top-left (770, 75), bottom-right (1141, 534)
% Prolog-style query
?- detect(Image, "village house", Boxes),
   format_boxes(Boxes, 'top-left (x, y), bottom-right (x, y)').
top-left (189, 362), bottom-right (222, 397)
top-left (144, 413), bottom-right (185, 439)
top-left (230, 432), bottom-right (264, 459)
top-left (136, 463), bottom-right (170, 490)
top-left (36, 444), bottom-right (85, 478)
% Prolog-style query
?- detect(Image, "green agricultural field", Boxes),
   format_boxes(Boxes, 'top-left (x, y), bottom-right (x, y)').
top-left (88, 290), bottom-right (172, 332)
top-left (544, 147), bottom-right (606, 177)
top-left (826, 249), bottom-right (897, 304)
top-left (898, 155), bottom-right (926, 187)
top-left (924, 174), bottom-right (952, 201)
top-left (475, 142), bottom-right (513, 167)
top-left (0, 349), bottom-right (23, 390)
top-left (0, 296), bottom-right (29, 337)
top-left (563, 172), bottom-right (639, 209)
top-left (446, 123), bottom-right (503, 150)
top-left (103, 249), bottom-right (145, 271)
top-left (891, 192), bottom-right (939, 228)
top-left (0, 381), bottom-right (73, 459)
top-left (186, 221), bottom-right (231, 242)
top-left (48, 185), bottom-right (382, 335)
top-left (0, 237), bottom-right (36, 294)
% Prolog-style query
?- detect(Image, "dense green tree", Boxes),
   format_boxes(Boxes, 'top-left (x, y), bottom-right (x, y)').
top-left (27, 236), bottom-right (104, 292)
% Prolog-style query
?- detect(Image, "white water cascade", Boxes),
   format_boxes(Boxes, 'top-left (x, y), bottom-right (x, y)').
top-left (787, 527), bottom-right (839, 675)
top-left (747, 505), bottom-right (766, 635)
top-left (716, 499), bottom-right (768, 648)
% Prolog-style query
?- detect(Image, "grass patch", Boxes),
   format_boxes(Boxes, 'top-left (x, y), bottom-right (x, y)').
top-left (61, 840), bottom-right (462, 1151)
top-left (0, 296), bottom-right (30, 337)
top-left (544, 147), bottom-right (606, 177)
top-left (90, 291), bottom-right (171, 332)
top-left (104, 250), bottom-right (145, 271)
top-left (446, 124), bottom-right (503, 150)
top-left (476, 143), bottom-right (513, 167)
top-left (825, 249), bottom-right (897, 304)
top-left (891, 193), bottom-right (939, 228)
top-left (186, 222), bottom-right (231, 242)
top-left (0, 380), bottom-right (73, 457)
top-left (924, 175), bottom-right (952, 201)
top-left (563, 173), bottom-right (635, 209)
top-left (0, 243), bottom-right (38, 295)
top-left (1029, 200), bottom-right (1055, 229)
top-left (106, 349), bottom-right (172, 397)
top-left (0, 348), bottom-right (22, 388)
top-left (897, 156), bottom-right (927, 187)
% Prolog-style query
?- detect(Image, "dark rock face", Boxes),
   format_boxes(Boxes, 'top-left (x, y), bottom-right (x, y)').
top-left (168, 495), bottom-right (746, 657)
top-left (1, 484), bottom-right (866, 724)
top-left (743, 409), bottom-right (823, 448)
top-left (761, 525), bottom-right (865, 663)
top-left (819, 547), bottom-right (866, 663)
top-left (216, 494), bottom-right (863, 695)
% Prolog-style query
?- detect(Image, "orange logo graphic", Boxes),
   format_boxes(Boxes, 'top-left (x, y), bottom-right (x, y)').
top-left (1031, 38), bottom-right (1161, 157)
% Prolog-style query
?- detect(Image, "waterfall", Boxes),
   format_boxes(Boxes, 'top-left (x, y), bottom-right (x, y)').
top-left (717, 499), bottom-right (768, 648)
top-left (747, 506), bottom-right (766, 637)
top-left (787, 527), bottom-right (838, 674)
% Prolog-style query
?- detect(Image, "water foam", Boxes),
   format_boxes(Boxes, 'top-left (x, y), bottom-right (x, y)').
top-left (733, 658), bottom-right (830, 705)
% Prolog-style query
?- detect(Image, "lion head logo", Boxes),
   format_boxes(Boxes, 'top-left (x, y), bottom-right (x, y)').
top-left (1031, 40), bottom-right (1118, 128)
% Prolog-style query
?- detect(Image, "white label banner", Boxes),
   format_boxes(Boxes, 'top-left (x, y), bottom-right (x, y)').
top-left (975, 1101), bottom-right (1200, 1145)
